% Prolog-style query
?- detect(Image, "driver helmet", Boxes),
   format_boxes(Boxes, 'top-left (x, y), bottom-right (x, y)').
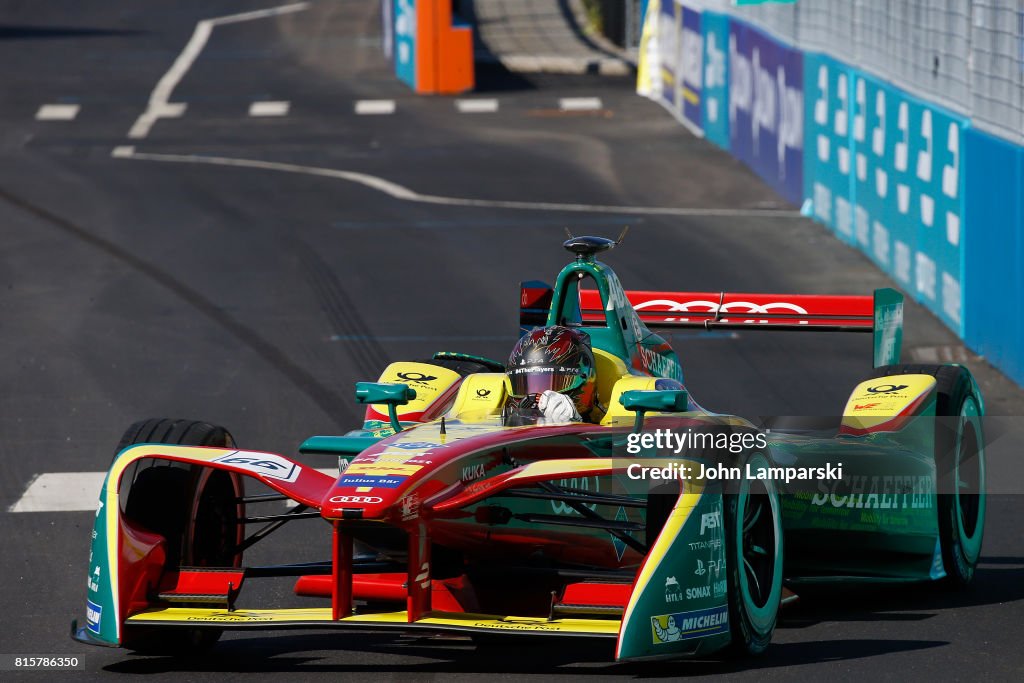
top-left (506, 325), bottom-right (597, 417)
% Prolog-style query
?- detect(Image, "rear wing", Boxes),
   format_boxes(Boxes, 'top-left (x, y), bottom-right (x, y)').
top-left (521, 283), bottom-right (904, 368)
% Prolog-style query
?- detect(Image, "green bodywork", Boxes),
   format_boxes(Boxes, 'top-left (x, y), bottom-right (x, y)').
top-left (547, 257), bottom-right (684, 382)
top-left (83, 474), bottom-right (118, 645)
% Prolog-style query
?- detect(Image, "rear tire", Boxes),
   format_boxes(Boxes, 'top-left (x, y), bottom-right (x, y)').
top-left (723, 451), bottom-right (783, 656)
top-left (869, 365), bottom-right (986, 587)
top-left (117, 418), bottom-right (243, 653)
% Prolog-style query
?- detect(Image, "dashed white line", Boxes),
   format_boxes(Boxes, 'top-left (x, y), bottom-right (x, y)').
top-left (249, 100), bottom-right (290, 117)
top-left (116, 149), bottom-right (801, 218)
top-left (455, 98), bottom-right (498, 113)
top-left (559, 97), bottom-right (603, 112)
top-left (36, 104), bottom-right (81, 121)
top-left (126, 2), bottom-right (309, 139)
top-left (111, 145), bottom-right (136, 158)
top-left (355, 100), bottom-right (396, 115)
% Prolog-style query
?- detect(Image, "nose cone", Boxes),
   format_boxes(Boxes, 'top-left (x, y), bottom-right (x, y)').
top-left (320, 472), bottom-right (410, 520)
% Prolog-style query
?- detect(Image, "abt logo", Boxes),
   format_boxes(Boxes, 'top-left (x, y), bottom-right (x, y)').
top-left (329, 495), bottom-right (383, 504)
top-left (700, 511), bottom-right (721, 536)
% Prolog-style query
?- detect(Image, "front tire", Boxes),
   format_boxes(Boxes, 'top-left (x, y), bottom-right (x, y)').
top-left (724, 451), bottom-right (783, 656)
top-left (116, 418), bottom-right (243, 653)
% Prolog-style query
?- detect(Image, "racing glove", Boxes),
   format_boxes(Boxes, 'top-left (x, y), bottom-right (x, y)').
top-left (537, 390), bottom-right (581, 424)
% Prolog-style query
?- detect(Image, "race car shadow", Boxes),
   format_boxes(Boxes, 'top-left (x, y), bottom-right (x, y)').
top-left (103, 632), bottom-right (945, 676)
top-left (779, 557), bottom-right (1024, 629)
top-left (102, 559), bottom-right (1021, 676)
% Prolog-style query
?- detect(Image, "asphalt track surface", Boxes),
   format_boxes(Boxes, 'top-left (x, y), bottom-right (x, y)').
top-left (1, 1), bottom-right (1022, 680)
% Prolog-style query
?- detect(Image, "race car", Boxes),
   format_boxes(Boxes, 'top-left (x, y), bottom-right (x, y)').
top-left (72, 235), bottom-right (986, 661)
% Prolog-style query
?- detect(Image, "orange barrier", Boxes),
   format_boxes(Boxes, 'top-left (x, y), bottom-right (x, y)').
top-left (391, 0), bottom-right (473, 94)
top-left (415, 0), bottom-right (473, 94)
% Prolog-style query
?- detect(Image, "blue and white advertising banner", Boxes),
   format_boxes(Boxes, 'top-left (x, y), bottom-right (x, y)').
top-left (858, 74), bottom-right (966, 333)
top-left (640, 1), bottom-right (704, 136)
top-left (657, 0), bottom-right (678, 112)
top-left (802, 53), bottom-right (851, 239)
top-left (804, 52), bottom-right (967, 334)
top-left (701, 12), bottom-right (730, 149)
top-left (679, 4), bottom-right (703, 132)
top-left (728, 21), bottom-right (804, 204)
top-left (394, 0), bottom-right (416, 89)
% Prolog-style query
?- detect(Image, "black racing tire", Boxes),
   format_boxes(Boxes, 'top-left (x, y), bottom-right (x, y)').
top-left (116, 418), bottom-right (243, 654)
top-left (723, 451), bottom-right (784, 656)
top-left (869, 364), bottom-right (986, 588)
top-left (114, 418), bottom-right (235, 462)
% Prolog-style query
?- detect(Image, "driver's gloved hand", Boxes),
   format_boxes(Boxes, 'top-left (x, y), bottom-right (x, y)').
top-left (537, 390), bottom-right (581, 424)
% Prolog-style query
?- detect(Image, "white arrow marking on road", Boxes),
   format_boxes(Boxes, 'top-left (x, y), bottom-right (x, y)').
top-left (8, 473), bottom-right (107, 512)
top-left (9, 468), bottom-right (338, 513)
top-left (115, 150), bottom-right (800, 218)
top-left (126, 2), bottom-right (309, 139)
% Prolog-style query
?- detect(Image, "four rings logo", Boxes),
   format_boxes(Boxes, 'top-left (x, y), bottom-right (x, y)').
top-left (329, 495), bottom-right (383, 504)
top-left (396, 371), bottom-right (437, 385)
top-left (634, 299), bottom-right (810, 323)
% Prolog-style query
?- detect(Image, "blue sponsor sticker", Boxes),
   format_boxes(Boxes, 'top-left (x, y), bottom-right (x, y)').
top-left (86, 599), bottom-right (102, 634)
top-left (392, 442), bottom-right (440, 450)
top-left (651, 605), bottom-right (729, 644)
top-left (337, 475), bottom-right (406, 489)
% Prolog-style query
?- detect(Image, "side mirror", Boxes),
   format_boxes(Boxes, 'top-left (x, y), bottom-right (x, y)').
top-left (619, 389), bottom-right (689, 432)
top-left (355, 382), bottom-right (417, 432)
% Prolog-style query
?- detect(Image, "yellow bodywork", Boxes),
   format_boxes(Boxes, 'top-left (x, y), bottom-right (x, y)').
top-left (841, 374), bottom-right (936, 431)
top-left (376, 362), bottom-right (463, 417)
top-left (126, 608), bottom-right (620, 636)
top-left (445, 373), bottom-right (507, 420)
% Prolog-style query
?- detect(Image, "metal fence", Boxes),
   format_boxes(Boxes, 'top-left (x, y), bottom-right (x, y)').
top-left (624, 0), bottom-right (1023, 143)
top-left (969, 0), bottom-right (1024, 142)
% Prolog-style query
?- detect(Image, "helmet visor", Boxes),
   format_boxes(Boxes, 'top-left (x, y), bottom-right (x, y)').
top-left (508, 365), bottom-right (583, 397)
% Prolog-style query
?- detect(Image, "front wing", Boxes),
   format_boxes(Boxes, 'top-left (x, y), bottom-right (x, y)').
top-left (74, 444), bottom-right (730, 661)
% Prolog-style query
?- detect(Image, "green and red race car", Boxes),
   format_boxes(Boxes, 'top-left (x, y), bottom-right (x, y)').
top-left (72, 236), bottom-right (985, 661)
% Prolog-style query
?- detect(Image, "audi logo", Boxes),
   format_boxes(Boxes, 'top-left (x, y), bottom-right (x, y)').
top-left (634, 299), bottom-right (810, 315)
top-left (329, 495), bottom-right (383, 504)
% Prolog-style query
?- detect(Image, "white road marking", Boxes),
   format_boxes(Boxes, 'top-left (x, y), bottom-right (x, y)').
top-left (249, 100), bottom-right (290, 117)
top-left (355, 100), bottom-right (396, 115)
top-left (36, 104), bottom-right (81, 121)
top-left (9, 473), bottom-right (106, 512)
top-left (559, 97), bottom-right (602, 112)
top-left (126, 2), bottom-right (309, 139)
top-left (116, 149), bottom-right (800, 218)
top-left (111, 145), bottom-right (136, 158)
top-left (455, 98), bottom-right (498, 113)
top-left (10, 468), bottom-right (338, 513)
